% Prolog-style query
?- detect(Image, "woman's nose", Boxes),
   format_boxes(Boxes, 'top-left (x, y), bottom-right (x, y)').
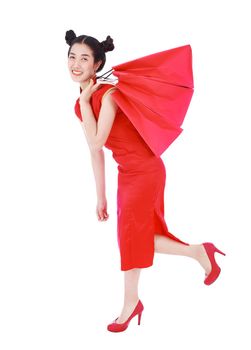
top-left (72, 61), bottom-right (81, 68)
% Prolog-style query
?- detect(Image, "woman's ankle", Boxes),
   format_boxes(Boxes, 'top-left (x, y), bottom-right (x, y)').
top-left (123, 296), bottom-right (139, 306)
top-left (189, 244), bottom-right (203, 260)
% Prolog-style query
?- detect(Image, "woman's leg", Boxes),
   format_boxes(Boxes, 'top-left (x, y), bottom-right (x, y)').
top-left (116, 268), bottom-right (141, 323)
top-left (154, 234), bottom-right (212, 274)
top-left (115, 237), bottom-right (211, 324)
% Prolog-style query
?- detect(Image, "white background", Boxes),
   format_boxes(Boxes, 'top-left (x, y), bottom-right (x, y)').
top-left (0, 0), bottom-right (250, 348)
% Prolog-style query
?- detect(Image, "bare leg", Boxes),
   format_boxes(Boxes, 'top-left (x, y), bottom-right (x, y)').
top-left (116, 268), bottom-right (141, 323)
top-left (115, 236), bottom-right (211, 324)
top-left (154, 234), bottom-right (212, 275)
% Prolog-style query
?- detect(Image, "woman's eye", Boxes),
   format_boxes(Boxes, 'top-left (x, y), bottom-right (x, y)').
top-left (69, 56), bottom-right (87, 61)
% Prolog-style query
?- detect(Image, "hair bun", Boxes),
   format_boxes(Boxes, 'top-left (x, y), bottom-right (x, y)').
top-left (65, 30), bottom-right (77, 46)
top-left (100, 35), bottom-right (115, 53)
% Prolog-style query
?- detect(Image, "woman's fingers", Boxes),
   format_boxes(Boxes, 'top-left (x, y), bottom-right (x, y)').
top-left (90, 79), bottom-right (102, 93)
top-left (97, 208), bottom-right (109, 221)
top-left (98, 215), bottom-right (108, 221)
top-left (100, 212), bottom-right (109, 221)
top-left (96, 198), bottom-right (109, 221)
top-left (92, 83), bottom-right (102, 93)
top-left (80, 80), bottom-right (101, 103)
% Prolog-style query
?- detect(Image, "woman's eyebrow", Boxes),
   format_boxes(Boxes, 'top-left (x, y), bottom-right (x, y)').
top-left (69, 52), bottom-right (90, 57)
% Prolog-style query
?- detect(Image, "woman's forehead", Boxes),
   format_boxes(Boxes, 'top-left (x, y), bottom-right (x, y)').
top-left (70, 43), bottom-right (92, 56)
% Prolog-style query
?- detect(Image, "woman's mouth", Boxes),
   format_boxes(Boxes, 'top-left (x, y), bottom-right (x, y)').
top-left (72, 70), bottom-right (83, 76)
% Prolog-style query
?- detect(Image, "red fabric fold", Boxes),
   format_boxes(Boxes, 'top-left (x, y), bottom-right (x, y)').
top-left (111, 44), bottom-right (194, 156)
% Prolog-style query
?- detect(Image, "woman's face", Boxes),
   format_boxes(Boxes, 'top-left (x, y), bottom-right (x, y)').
top-left (68, 43), bottom-right (101, 82)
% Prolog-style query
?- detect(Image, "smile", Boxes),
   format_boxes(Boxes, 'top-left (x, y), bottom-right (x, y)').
top-left (72, 70), bottom-right (83, 76)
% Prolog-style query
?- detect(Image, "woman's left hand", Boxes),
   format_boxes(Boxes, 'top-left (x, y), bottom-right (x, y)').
top-left (79, 79), bottom-right (101, 104)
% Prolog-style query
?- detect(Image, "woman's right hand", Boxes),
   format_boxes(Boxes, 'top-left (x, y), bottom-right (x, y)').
top-left (96, 197), bottom-right (109, 221)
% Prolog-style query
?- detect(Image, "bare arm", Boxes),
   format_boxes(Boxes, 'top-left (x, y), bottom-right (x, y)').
top-left (79, 87), bottom-right (117, 152)
top-left (90, 149), bottom-right (108, 221)
top-left (90, 148), bottom-right (106, 199)
top-left (79, 87), bottom-right (117, 220)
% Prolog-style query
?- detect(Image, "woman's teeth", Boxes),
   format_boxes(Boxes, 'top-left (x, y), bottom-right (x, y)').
top-left (72, 70), bottom-right (82, 76)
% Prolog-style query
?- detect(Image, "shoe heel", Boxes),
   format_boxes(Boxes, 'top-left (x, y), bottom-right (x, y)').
top-left (215, 246), bottom-right (226, 256)
top-left (138, 312), bottom-right (142, 325)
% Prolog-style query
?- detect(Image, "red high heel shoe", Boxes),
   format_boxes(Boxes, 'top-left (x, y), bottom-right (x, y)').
top-left (107, 299), bottom-right (144, 332)
top-left (202, 242), bottom-right (226, 285)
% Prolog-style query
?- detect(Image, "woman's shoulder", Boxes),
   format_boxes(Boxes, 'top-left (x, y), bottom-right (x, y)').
top-left (91, 83), bottom-right (117, 108)
top-left (95, 82), bottom-right (117, 98)
top-left (74, 82), bottom-right (118, 121)
top-left (89, 83), bottom-right (117, 117)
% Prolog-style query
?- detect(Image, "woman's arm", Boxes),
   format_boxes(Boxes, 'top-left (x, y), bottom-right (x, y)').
top-left (79, 85), bottom-right (117, 220)
top-left (90, 148), bottom-right (109, 221)
top-left (90, 148), bottom-right (106, 199)
top-left (79, 86), bottom-right (118, 152)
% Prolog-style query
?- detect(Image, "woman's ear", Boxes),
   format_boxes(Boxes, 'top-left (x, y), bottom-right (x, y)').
top-left (94, 60), bottom-right (102, 72)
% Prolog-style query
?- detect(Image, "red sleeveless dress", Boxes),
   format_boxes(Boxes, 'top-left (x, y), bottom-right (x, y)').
top-left (75, 83), bottom-right (189, 271)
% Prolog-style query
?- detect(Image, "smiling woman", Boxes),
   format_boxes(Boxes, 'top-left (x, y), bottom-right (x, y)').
top-left (68, 45), bottom-right (98, 82)
top-left (65, 29), bottom-right (226, 334)
top-left (66, 30), bottom-right (114, 91)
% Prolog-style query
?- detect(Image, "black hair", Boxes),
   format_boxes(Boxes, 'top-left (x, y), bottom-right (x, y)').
top-left (65, 29), bottom-right (114, 72)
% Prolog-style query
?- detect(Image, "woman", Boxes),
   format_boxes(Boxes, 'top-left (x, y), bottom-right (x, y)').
top-left (65, 29), bottom-right (226, 333)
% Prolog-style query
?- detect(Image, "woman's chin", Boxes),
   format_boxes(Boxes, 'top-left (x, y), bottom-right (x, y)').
top-left (71, 74), bottom-right (90, 83)
top-left (71, 75), bottom-right (83, 81)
